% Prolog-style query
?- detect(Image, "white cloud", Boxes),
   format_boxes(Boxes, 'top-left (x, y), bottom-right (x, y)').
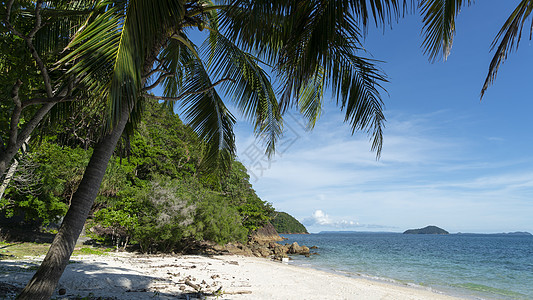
top-left (302, 210), bottom-right (360, 228)
top-left (234, 106), bottom-right (533, 234)
top-left (301, 210), bottom-right (398, 232)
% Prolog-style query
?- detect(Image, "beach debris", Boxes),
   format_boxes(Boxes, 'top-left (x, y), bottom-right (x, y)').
top-left (224, 290), bottom-right (252, 295)
top-left (184, 279), bottom-right (201, 291)
top-left (58, 288), bottom-right (66, 295)
top-left (125, 288), bottom-right (148, 292)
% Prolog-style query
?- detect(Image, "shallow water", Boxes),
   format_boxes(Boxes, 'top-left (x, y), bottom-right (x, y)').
top-left (281, 232), bottom-right (533, 299)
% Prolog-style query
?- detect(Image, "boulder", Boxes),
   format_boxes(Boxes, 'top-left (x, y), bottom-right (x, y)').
top-left (212, 244), bottom-right (225, 252)
top-left (223, 243), bottom-right (252, 256)
top-left (258, 247), bottom-right (272, 257)
top-left (299, 246), bottom-right (310, 255)
top-left (288, 242), bottom-right (302, 254)
top-left (273, 245), bottom-right (289, 256)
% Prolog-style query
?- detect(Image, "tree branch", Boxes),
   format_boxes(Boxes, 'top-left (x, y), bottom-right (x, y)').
top-left (16, 103), bottom-right (56, 151)
top-left (29, 1), bottom-right (45, 37)
top-left (4, 1), bottom-right (53, 98)
top-left (9, 80), bottom-right (23, 149)
top-left (142, 72), bottom-right (175, 91)
top-left (143, 67), bottom-right (166, 80)
top-left (143, 78), bottom-right (235, 102)
top-left (3, 0), bottom-right (24, 38)
top-left (21, 96), bottom-right (82, 109)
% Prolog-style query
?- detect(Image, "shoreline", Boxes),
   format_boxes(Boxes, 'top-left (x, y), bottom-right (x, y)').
top-left (285, 259), bottom-right (474, 300)
top-left (0, 252), bottom-right (466, 299)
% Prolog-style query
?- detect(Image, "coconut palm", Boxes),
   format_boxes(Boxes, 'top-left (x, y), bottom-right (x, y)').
top-left (16, 1), bottom-right (276, 297)
top-left (17, 0), bottom-right (404, 298)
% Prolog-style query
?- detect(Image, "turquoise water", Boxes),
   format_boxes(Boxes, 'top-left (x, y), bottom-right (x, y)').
top-left (281, 232), bottom-right (533, 299)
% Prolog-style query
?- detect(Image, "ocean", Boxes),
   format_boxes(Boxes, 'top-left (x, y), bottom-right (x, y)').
top-left (280, 232), bottom-right (533, 300)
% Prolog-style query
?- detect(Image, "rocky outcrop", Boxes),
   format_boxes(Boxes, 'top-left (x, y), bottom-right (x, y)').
top-left (201, 223), bottom-right (317, 260)
top-left (250, 222), bottom-right (283, 243)
top-left (208, 240), bottom-right (316, 260)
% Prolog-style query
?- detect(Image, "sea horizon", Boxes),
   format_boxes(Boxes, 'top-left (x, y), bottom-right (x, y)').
top-left (308, 230), bottom-right (532, 235)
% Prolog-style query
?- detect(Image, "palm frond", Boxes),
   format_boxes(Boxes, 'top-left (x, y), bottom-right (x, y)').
top-left (419, 0), bottom-right (472, 62)
top-left (58, 1), bottom-right (125, 103)
top-left (219, 0), bottom-right (408, 57)
top-left (275, 0), bottom-right (387, 156)
top-left (60, 0), bottom-right (186, 133)
top-left (481, 0), bottom-right (533, 98)
top-left (179, 59), bottom-right (237, 172)
top-left (218, 0), bottom-right (286, 62)
top-left (298, 68), bottom-right (325, 130)
top-left (157, 33), bottom-right (236, 171)
top-left (204, 30), bottom-right (282, 156)
top-left (351, 0), bottom-right (410, 29)
top-left (334, 54), bottom-right (386, 156)
top-left (219, 0), bottom-right (388, 156)
top-left (158, 35), bottom-right (194, 108)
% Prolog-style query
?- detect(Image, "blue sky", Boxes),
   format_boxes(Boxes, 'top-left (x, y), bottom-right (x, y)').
top-left (231, 1), bottom-right (533, 234)
top-left (178, 1), bottom-right (533, 234)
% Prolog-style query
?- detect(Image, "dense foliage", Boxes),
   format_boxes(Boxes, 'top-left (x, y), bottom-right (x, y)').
top-left (1, 101), bottom-right (274, 252)
top-left (271, 211), bottom-right (308, 234)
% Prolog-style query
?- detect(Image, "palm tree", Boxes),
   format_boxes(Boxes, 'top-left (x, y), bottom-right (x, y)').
top-left (17, 0), bottom-right (403, 298)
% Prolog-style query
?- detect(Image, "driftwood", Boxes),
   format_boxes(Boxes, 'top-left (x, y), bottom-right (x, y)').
top-left (183, 279), bottom-right (201, 291)
top-left (181, 278), bottom-right (251, 296)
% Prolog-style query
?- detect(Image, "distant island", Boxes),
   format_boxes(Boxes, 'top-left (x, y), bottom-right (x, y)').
top-left (457, 231), bottom-right (532, 236)
top-left (271, 212), bottom-right (308, 234)
top-left (501, 231), bottom-right (532, 236)
top-left (403, 226), bottom-right (449, 235)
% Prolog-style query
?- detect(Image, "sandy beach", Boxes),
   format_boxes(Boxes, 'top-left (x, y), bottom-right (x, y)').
top-left (0, 252), bottom-right (466, 300)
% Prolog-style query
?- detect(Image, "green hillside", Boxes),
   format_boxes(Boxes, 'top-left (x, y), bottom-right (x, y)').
top-left (1, 101), bottom-right (275, 251)
top-left (271, 212), bottom-right (308, 234)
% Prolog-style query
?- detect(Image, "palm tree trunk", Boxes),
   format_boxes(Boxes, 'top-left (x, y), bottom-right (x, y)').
top-left (16, 103), bottom-right (131, 300)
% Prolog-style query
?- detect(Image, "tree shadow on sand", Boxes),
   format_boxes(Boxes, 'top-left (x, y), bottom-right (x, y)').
top-left (0, 259), bottom-right (232, 300)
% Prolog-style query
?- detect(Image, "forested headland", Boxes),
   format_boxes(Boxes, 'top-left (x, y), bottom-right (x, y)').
top-left (0, 100), bottom-right (278, 252)
top-left (272, 211), bottom-right (308, 234)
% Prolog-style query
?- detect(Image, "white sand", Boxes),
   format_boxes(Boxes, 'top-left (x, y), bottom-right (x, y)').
top-left (1, 252), bottom-right (465, 299)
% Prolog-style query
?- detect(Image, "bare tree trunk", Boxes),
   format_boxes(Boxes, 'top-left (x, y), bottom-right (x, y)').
top-left (0, 102), bottom-right (55, 178)
top-left (0, 156), bottom-right (20, 200)
top-left (15, 103), bottom-right (131, 300)
top-left (0, 137), bottom-right (31, 200)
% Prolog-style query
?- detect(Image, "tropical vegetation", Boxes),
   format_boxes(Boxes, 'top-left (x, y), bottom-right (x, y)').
top-left (1, 100), bottom-right (274, 252)
top-left (2, 1), bottom-right (396, 297)
top-left (2, 0), bottom-right (530, 299)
